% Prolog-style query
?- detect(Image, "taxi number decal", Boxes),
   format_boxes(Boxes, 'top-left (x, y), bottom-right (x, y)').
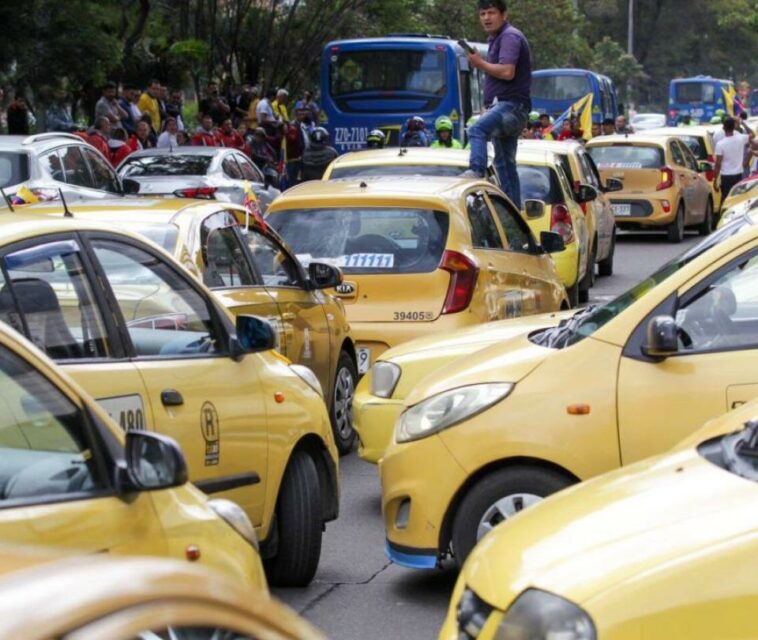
top-left (97, 395), bottom-right (147, 431)
top-left (343, 253), bottom-right (394, 268)
top-left (393, 311), bottom-right (434, 321)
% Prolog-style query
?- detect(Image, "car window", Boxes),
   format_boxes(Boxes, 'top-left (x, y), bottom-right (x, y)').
top-left (119, 155), bottom-right (212, 177)
top-left (670, 141), bottom-right (686, 167)
top-left (235, 154), bottom-right (262, 182)
top-left (488, 194), bottom-right (535, 253)
top-left (0, 240), bottom-right (113, 360)
top-left (91, 240), bottom-right (222, 358)
top-left (222, 156), bottom-right (243, 179)
top-left (40, 150), bottom-right (65, 183)
top-left (82, 147), bottom-right (121, 193)
top-left (578, 151), bottom-right (601, 189)
top-left (58, 146), bottom-right (94, 188)
top-left (0, 344), bottom-right (107, 504)
top-left (466, 193), bottom-right (504, 249)
top-left (679, 142), bottom-right (699, 172)
top-left (557, 155), bottom-right (577, 195)
top-left (516, 165), bottom-right (563, 205)
top-left (200, 212), bottom-right (257, 287)
top-left (588, 144), bottom-right (665, 169)
top-left (0, 151), bottom-right (30, 188)
top-left (245, 230), bottom-right (303, 287)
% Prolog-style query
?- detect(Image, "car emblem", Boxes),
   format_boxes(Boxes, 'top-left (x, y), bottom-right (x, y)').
top-left (335, 282), bottom-right (356, 295)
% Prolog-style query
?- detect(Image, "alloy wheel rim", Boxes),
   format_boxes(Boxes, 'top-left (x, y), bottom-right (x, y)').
top-left (333, 367), bottom-right (355, 439)
top-left (476, 493), bottom-right (542, 541)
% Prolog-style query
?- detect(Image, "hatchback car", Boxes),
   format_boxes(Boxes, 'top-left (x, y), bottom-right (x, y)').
top-left (117, 147), bottom-right (280, 212)
top-left (0, 213), bottom-right (339, 587)
top-left (587, 133), bottom-right (714, 241)
top-left (265, 177), bottom-right (569, 371)
top-left (0, 133), bottom-right (123, 201)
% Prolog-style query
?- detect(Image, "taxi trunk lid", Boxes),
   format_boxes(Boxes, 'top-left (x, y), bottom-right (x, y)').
top-left (589, 143), bottom-right (667, 194)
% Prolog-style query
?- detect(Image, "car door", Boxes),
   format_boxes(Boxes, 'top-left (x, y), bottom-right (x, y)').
top-left (219, 153), bottom-right (246, 205)
top-left (81, 146), bottom-right (122, 195)
top-left (617, 245), bottom-right (758, 463)
top-left (85, 234), bottom-right (270, 526)
top-left (0, 235), bottom-right (150, 430)
top-left (235, 152), bottom-right (277, 213)
top-left (680, 141), bottom-right (710, 217)
top-left (579, 149), bottom-right (614, 256)
top-left (0, 340), bottom-right (167, 556)
top-left (669, 140), bottom-right (698, 222)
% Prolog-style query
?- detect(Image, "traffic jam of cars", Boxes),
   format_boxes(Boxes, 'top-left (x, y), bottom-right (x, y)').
top-left (1, 83), bottom-right (758, 640)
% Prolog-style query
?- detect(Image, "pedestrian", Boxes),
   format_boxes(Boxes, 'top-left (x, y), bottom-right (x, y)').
top-left (134, 120), bottom-right (155, 150)
top-left (216, 117), bottom-right (246, 150)
top-left (366, 129), bottom-right (386, 149)
top-left (615, 114), bottom-right (633, 134)
top-left (7, 91), bottom-right (31, 135)
top-left (256, 89), bottom-right (277, 128)
top-left (520, 123), bottom-right (536, 139)
top-left (713, 116), bottom-right (756, 201)
top-left (158, 85), bottom-right (169, 125)
top-left (250, 127), bottom-right (278, 173)
top-left (400, 116), bottom-right (430, 147)
top-left (272, 89), bottom-right (290, 123)
top-left (431, 116), bottom-right (462, 148)
top-left (109, 127), bottom-right (137, 167)
top-left (591, 122), bottom-right (601, 138)
top-left (157, 117), bottom-right (179, 148)
top-left (176, 130), bottom-right (191, 146)
top-left (198, 82), bottom-right (230, 127)
top-left (601, 117), bottom-right (615, 136)
top-left (87, 117), bottom-right (112, 159)
top-left (556, 118), bottom-right (574, 141)
top-left (461, 0), bottom-right (532, 206)
top-left (95, 81), bottom-right (128, 131)
top-left (192, 114), bottom-right (219, 146)
top-left (45, 89), bottom-right (78, 132)
top-left (233, 84), bottom-right (253, 128)
top-left (138, 80), bottom-right (163, 133)
top-left (295, 90), bottom-right (320, 124)
top-left (138, 113), bottom-right (158, 146)
top-left (301, 127), bottom-right (338, 181)
top-left (283, 110), bottom-right (309, 187)
top-left (246, 86), bottom-right (261, 129)
top-left (119, 86), bottom-right (141, 135)
top-left (165, 88), bottom-right (185, 131)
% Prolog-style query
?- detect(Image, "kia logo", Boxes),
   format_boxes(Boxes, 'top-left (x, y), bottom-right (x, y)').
top-left (336, 283), bottom-right (355, 295)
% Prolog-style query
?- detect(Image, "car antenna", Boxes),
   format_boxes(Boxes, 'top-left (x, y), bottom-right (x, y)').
top-left (0, 188), bottom-right (15, 212)
top-left (398, 147), bottom-right (408, 156)
top-left (58, 189), bottom-right (74, 217)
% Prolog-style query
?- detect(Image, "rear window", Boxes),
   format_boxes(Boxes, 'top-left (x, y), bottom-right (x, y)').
top-left (516, 165), bottom-right (563, 205)
top-left (267, 208), bottom-right (449, 274)
top-left (329, 165), bottom-right (462, 180)
top-left (119, 155), bottom-right (212, 177)
top-left (0, 152), bottom-right (30, 188)
top-left (587, 145), bottom-right (664, 169)
top-left (674, 82), bottom-right (716, 104)
top-left (127, 223), bottom-right (180, 253)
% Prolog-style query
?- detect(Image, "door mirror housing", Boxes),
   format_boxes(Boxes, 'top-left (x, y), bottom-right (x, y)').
top-left (524, 199), bottom-right (545, 219)
top-left (308, 262), bottom-right (343, 290)
top-left (125, 431), bottom-right (188, 491)
top-left (642, 315), bottom-right (679, 359)
top-left (576, 183), bottom-right (598, 204)
top-left (540, 230), bottom-right (565, 253)
top-left (122, 178), bottom-right (141, 195)
top-left (604, 177), bottom-right (624, 193)
top-left (698, 160), bottom-right (714, 173)
top-left (230, 314), bottom-right (277, 360)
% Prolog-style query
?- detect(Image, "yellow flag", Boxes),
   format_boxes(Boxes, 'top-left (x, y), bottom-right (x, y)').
top-left (13, 185), bottom-right (40, 205)
top-left (722, 86), bottom-right (737, 116)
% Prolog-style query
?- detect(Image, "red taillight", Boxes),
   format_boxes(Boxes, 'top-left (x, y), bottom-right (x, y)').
top-left (174, 187), bottom-right (217, 199)
top-left (668, 109), bottom-right (678, 120)
top-left (550, 204), bottom-right (574, 244)
top-left (656, 166), bottom-right (674, 191)
top-left (439, 250), bottom-right (479, 315)
top-left (705, 154), bottom-right (715, 182)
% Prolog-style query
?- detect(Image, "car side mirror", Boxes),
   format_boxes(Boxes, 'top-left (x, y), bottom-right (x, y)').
top-left (308, 262), bottom-right (343, 290)
top-left (604, 177), bottom-right (624, 193)
top-left (230, 314), bottom-right (277, 361)
top-left (524, 199), bottom-right (545, 219)
top-left (576, 183), bottom-right (598, 204)
top-left (540, 230), bottom-right (565, 253)
top-left (642, 315), bottom-right (679, 359)
top-left (122, 178), bottom-right (141, 195)
top-left (698, 160), bottom-right (714, 173)
top-left (125, 431), bottom-right (188, 491)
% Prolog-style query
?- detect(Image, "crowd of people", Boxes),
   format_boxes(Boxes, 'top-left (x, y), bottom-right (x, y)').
top-left (519, 111), bottom-right (634, 141)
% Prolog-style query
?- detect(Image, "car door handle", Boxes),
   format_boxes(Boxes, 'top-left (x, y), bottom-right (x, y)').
top-left (282, 312), bottom-right (296, 321)
top-left (161, 389), bottom-right (184, 407)
top-left (487, 264), bottom-right (498, 273)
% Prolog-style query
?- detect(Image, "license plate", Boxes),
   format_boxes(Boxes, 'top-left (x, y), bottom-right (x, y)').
top-left (612, 204), bottom-right (632, 217)
top-left (357, 348), bottom-right (371, 374)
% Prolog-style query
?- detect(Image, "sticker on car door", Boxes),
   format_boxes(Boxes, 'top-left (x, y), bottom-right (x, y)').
top-left (200, 401), bottom-right (220, 466)
top-left (97, 394), bottom-right (147, 431)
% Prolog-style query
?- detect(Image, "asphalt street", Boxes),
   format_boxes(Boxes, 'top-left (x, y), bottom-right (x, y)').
top-left (275, 229), bottom-right (702, 639)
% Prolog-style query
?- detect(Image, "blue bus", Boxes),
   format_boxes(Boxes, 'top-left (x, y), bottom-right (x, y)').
top-left (749, 89), bottom-right (758, 117)
top-left (667, 76), bottom-right (734, 125)
top-left (530, 68), bottom-right (618, 124)
top-left (320, 35), bottom-right (487, 154)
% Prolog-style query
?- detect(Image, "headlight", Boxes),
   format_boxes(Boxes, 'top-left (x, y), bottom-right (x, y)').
top-left (290, 364), bottom-right (324, 398)
top-left (396, 383), bottom-right (513, 443)
top-left (208, 499), bottom-right (259, 552)
top-left (495, 589), bottom-right (596, 640)
top-left (370, 361), bottom-right (401, 398)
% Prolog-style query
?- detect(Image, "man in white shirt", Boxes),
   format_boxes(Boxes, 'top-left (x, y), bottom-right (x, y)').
top-left (714, 116), bottom-right (755, 202)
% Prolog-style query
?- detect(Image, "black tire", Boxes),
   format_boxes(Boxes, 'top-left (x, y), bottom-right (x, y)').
top-left (698, 198), bottom-right (714, 236)
top-left (597, 227), bottom-right (615, 277)
top-left (667, 203), bottom-right (685, 243)
top-left (451, 466), bottom-right (573, 567)
top-left (330, 350), bottom-right (357, 456)
top-left (264, 451), bottom-right (323, 587)
top-left (578, 241), bottom-right (596, 304)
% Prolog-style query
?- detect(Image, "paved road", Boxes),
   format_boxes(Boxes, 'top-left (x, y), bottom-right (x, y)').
top-left (275, 230), bottom-right (703, 639)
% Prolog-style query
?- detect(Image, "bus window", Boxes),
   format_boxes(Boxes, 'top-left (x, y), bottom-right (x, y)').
top-left (675, 82), bottom-right (716, 104)
top-left (532, 74), bottom-right (592, 102)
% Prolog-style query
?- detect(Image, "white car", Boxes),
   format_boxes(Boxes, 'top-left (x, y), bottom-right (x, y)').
top-left (630, 113), bottom-right (667, 130)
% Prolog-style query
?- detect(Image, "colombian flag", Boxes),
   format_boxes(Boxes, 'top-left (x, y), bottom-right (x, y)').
top-left (547, 93), bottom-right (594, 140)
top-left (242, 182), bottom-right (267, 232)
top-left (11, 185), bottom-right (41, 206)
top-left (721, 86), bottom-right (745, 117)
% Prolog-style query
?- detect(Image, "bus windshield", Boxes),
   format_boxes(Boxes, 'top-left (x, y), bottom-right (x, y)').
top-left (531, 74), bottom-right (592, 101)
top-left (675, 82), bottom-right (716, 104)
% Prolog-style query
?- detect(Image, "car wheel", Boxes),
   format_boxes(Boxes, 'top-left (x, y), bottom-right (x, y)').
top-left (330, 351), bottom-right (357, 456)
top-left (264, 451), bottom-right (322, 587)
top-left (667, 203), bottom-right (685, 243)
top-left (451, 466), bottom-right (574, 567)
top-left (698, 198), bottom-right (713, 236)
top-left (597, 227), bottom-right (615, 277)
top-left (578, 241), bottom-right (596, 304)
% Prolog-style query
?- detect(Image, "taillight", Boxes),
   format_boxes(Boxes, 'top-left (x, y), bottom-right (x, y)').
top-left (439, 250), bottom-right (479, 315)
top-left (550, 204), bottom-right (574, 244)
top-left (705, 154), bottom-right (715, 182)
top-left (668, 109), bottom-right (678, 121)
top-left (656, 166), bottom-right (674, 191)
top-left (174, 187), bottom-right (217, 199)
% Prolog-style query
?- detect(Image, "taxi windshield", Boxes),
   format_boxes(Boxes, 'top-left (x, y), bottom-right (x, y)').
top-left (588, 144), bottom-right (664, 169)
top-left (267, 207), bottom-right (449, 274)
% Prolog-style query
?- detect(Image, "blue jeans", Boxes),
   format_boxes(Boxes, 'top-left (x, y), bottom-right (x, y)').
top-left (468, 100), bottom-right (528, 206)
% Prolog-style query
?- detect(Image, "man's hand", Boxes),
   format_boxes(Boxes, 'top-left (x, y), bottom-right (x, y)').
top-left (467, 50), bottom-right (484, 69)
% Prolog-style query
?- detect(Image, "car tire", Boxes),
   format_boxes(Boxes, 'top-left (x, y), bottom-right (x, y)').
top-left (578, 241), bottom-right (596, 304)
top-left (698, 198), bottom-right (713, 236)
top-left (451, 466), bottom-right (574, 567)
top-left (565, 281), bottom-right (579, 308)
top-left (597, 227), bottom-right (615, 277)
top-left (330, 351), bottom-right (358, 456)
top-left (264, 451), bottom-right (322, 587)
top-left (667, 203), bottom-right (685, 243)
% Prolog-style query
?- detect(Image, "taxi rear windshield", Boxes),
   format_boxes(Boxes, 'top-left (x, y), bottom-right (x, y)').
top-left (516, 165), bottom-right (562, 204)
top-left (267, 208), bottom-right (449, 274)
top-left (119, 155), bottom-right (212, 177)
top-left (587, 145), bottom-right (664, 169)
top-left (330, 165), bottom-right (462, 180)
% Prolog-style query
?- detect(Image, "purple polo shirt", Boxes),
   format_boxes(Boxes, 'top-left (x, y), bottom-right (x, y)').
top-left (483, 22), bottom-right (532, 107)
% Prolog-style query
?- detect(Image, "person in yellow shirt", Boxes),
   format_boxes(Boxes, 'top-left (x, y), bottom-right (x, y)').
top-left (272, 89), bottom-right (289, 123)
top-left (247, 86), bottom-right (260, 129)
top-left (137, 80), bottom-right (162, 132)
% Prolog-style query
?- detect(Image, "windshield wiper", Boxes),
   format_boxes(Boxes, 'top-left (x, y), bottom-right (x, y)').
top-left (719, 419), bottom-right (758, 480)
top-left (541, 304), bottom-right (598, 349)
top-left (736, 419), bottom-right (758, 459)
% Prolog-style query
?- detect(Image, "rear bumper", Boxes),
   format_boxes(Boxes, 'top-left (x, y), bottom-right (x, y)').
top-left (609, 195), bottom-right (677, 227)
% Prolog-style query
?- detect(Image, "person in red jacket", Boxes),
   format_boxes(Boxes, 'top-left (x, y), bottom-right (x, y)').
top-left (109, 127), bottom-right (139, 167)
top-left (192, 114), bottom-right (219, 146)
top-left (215, 117), bottom-right (246, 150)
top-left (87, 117), bottom-right (112, 159)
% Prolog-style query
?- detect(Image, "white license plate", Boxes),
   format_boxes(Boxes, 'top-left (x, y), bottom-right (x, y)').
top-left (612, 204), bottom-right (632, 217)
top-left (357, 348), bottom-right (371, 374)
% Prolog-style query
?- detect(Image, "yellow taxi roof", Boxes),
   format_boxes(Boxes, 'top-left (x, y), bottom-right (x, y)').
top-left (642, 126), bottom-right (715, 138)
top-left (329, 147), bottom-right (471, 169)
top-left (515, 145), bottom-right (562, 166)
top-left (518, 139), bottom-right (583, 154)
top-left (586, 133), bottom-right (676, 147)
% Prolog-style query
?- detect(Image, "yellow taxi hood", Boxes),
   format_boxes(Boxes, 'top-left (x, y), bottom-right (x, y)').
top-left (461, 446), bottom-right (756, 610)
top-left (404, 328), bottom-right (555, 406)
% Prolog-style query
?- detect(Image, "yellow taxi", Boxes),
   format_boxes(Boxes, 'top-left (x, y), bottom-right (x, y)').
top-left (0, 546), bottom-right (323, 639)
top-left (586, 133), bottom-right (714, 242)
top-left (0, 319), bottom-right (265, 591)
top-left (721, 173), bottom-right (758, 211)
top-left (265, 177), bottom-right (568, 371)
top-left (381, 213), bottom-right (758, 569)
top-left (718, 194), bottom-right (758, 229)
top-left (0, 212), bottom-right (338, 587)
top-left (23, 198), bottom-right (358, 454)
top-left (439, 401), bottom-right (758, 640)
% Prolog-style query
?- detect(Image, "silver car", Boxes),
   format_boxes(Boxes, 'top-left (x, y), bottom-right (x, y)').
top-left (0, 133), bottom-right (124, 202)
top-left (117, 147), bottom-right (281, 212)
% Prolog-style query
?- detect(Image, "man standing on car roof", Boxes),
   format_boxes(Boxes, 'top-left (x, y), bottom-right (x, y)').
top-left (461, 0), bottom-right (532, 206)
